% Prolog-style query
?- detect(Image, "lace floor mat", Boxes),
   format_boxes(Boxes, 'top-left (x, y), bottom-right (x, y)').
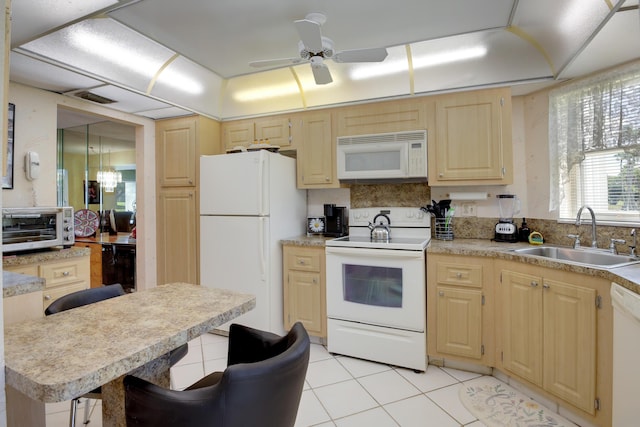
top-left (459, 376), bottom-right (577, 427)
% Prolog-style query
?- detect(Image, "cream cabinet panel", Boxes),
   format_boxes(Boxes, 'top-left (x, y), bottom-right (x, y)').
top-left (429, 87), bottom-right (513, 185)
top-left (283, 245), bottom-right (326, 338)
top-left (500, 269), bottom-right (544, 386)
top-left (222, 120), bottom-right (255, 150)
top-left (157, 188), bottom-right (198, 286)
top-left (4, 291), bottom-right (44, 325)
top-left (255, 117), bottom-right (292, 148)
top-left (498, 264), bottom-right (600, 418)
top-left (297, 112), bottom-right (338, 188)
top-left (157, 117), bottom-right (197, 187)
top-left (436, 286), bottom-right (483, 359)
top-left (222, 117), bottom-right (292, 151)
top-left (6, 255), bottom-right (91, 313)
top-left (156, 116), bottom-right (220, 287)
top-left (336, 100), bottom-right (426, 136)
top-left (542, 278), bottom-right (596, 414)
top-left (427, 254), bottom-right (493, 365)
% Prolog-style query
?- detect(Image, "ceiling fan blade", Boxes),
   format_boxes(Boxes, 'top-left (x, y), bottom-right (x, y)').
top-left (294, 18), bottom-right (324, 53)
top-left (311, 63), bottom-right (333, 85)
top-left (333, 47), bottom-right (389, 63)
top-left (249, 57), bottom-right (305, 68)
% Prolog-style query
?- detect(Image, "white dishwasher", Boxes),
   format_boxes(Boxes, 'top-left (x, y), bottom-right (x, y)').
top-left (611, 282), bottom-right (640, 427)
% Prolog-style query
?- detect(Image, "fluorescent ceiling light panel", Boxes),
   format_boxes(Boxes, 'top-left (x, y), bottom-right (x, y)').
top-left (351, 45), bottom-right (487, 80)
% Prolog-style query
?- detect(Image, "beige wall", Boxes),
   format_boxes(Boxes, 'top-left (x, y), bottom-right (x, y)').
top-left (5, 82), bottom-right (158, 292)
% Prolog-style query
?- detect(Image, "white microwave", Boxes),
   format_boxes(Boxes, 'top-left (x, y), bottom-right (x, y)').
top-left (337, 130), bottom-right (427, 182)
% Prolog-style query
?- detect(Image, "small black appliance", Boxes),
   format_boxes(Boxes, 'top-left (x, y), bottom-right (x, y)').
top-left (494, 194), bottom-right (520, 243)
top-left (323, 204), bottom-right (347, 237)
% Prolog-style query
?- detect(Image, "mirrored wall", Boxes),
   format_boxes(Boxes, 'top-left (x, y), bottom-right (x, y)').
top-left (56, 112), bottom-right (136, 233)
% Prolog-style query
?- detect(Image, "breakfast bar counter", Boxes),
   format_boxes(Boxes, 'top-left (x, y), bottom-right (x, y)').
top-left (4, 283), bottom-right (256, 427)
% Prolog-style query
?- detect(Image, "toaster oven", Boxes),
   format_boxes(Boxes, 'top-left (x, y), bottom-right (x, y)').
top-left (2, 207), bottom-right (75, 253)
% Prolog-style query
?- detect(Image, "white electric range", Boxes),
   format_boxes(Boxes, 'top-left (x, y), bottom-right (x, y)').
top-left (325, 207), bottom-right (430, 371)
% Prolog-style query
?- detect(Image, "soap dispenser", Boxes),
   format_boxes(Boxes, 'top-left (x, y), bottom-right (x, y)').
top-left (519, 218), bottom-right (530, 242)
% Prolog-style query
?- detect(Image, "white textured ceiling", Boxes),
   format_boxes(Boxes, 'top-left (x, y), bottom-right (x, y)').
top-left (9, 0), bottom-right (640, 123)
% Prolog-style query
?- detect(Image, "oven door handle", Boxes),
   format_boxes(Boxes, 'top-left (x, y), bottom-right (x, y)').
top-left (325, 246), bottom-right (424, 259)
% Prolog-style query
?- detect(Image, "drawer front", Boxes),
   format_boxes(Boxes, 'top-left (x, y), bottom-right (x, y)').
top-left (42, 282), bottom-right (88, 311)
top-left (287, 251), bottom-right (321, 272)
top-left (4, 264), bottom-right (39, 276)
top-left (436, 262), bottom-right (483, 288)
top-left (40, 260), bottom-right (89, 288)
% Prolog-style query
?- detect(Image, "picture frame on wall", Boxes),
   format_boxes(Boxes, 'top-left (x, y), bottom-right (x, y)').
top-left (2, 103), bottom-right (15, 189)
top-left (84, 180), bottom-right (100, 204)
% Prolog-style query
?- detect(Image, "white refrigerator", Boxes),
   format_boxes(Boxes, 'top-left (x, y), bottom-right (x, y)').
top-left (199, 150), bottom-right (306, 334)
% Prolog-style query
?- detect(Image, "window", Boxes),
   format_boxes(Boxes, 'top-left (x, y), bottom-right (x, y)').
top-left (550, 61), bottom-right (640, 223)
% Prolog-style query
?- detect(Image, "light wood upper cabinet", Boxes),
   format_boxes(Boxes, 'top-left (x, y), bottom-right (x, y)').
top-left (498, 264), bottom-right (599, 416)
top-left (429, 87), bottom-right (513, 186)
top-left (222, 116), bottom-right (292, 151)
top-left (336, 100), bottom-right (427, 136)
top-left (296, 112), bottom-right (338, 188)
top-left (282, 244), bottom-right (326, 338)
top-left (156, 115), bottom-right (220, 187)
top-left (427, 254), bottom-right (494, 364)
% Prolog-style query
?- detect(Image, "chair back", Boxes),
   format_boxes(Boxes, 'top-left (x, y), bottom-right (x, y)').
top-left (45, 284), bottom-right (125, 315)
top-left (124, 322), bottom-right (310, 427)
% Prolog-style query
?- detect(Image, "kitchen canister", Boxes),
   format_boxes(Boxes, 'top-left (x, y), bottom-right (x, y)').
top-left (435, 217), bottom-right (454, 240)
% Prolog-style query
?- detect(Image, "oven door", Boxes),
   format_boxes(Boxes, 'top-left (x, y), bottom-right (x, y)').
top-left (325, 246), bottom-right (425, 331)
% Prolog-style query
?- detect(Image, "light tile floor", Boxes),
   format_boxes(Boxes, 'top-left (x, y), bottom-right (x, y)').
top-left (45, 333), bottom-right (579, 427)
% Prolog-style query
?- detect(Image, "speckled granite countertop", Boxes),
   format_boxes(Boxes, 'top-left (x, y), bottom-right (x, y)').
top-left (428, 238), bottom-right (640, 294)
top-left (2, 247), bottom-right (91, 268)
top-left (2, 271), bottom-right (44, 298)
top-left (281, 235), bottom-right (336, 247)
top-left (4, 283), bottom-right (255, 403)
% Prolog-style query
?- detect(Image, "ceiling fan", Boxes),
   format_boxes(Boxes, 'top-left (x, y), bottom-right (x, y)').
top-left (249, 13), bottom-right (388, 85)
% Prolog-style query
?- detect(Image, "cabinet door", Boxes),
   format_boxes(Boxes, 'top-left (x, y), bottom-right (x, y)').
top-left (157, 188), bottom-right (198, 286)
top-left (286, 271), bottom-right (324, 336)
top-left (255, 117), bottom-right (292, 148)
top-left (501, 270), bottom-right (543, 386)
top-left (543, 279), bottom-right (597, 414)
top-left (431, 88), bottom-right (513, 185)
top-left (157, 117), bottom-right (197, 187)
top-left (298, 112), bottom-right (337, 188)
top-left (336, 100), bottom-right (426, 136)
top-left (436, 286), bottom-right (483, 359)
top-left (222, 120), bottom-right (255, 150)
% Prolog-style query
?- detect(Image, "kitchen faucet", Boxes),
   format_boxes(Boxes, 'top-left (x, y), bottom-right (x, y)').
top-left (575, 205), bottom-right (598, 248)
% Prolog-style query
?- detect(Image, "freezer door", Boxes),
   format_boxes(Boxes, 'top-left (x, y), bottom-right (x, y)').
top-left (200, 152), bottom-right (268, 216)
top-left (200, 215), bottom-right (274, 332)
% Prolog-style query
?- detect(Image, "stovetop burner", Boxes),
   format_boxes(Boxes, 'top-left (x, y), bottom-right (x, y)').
top-left (325, 207), bottom-right (431, 251)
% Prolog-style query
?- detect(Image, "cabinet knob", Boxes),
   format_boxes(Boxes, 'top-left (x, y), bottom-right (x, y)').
top-left (456, 272), bottom-right (462, 279)
top-left (543, 283), bottom-right (550, 289)
top-left (44, 295), bottom-right (51, 300)
top-left (438, 291), bottom-right (445, 296)
top-left (530, 281), bottom-right (538, 287)
top-left (298, 260), bottom-right (306, 265)
top-left (62, 271), bottom-right (70, 277)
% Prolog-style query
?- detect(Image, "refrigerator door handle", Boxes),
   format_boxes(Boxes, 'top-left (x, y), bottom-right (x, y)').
top-left (258, 153), bottom-right (265, 215)
top-left (259, 217), bottom-right (267, 281)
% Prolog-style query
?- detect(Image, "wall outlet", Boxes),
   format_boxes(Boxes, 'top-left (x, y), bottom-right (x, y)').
top-left (459, 202), bottom-right (477, 217)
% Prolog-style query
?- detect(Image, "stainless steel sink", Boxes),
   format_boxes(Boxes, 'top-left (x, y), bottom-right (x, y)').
top-left (512, 246), bottom-right (640, 269)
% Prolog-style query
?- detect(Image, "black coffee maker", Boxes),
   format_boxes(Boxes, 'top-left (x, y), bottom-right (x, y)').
top-left (323, 204), bottom-right (347, 237)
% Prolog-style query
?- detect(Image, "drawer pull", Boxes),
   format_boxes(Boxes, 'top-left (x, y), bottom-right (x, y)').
top-left (44, 295), bottom-right (51, 300)
top-left (456, 272), bottom-right (462, 279)
top-left (297, 260), bottom-right (306, 265)
top-left (62, 271), bottom-right (70, 277)
top-left (439, 291), bottom-right (445, 296)
top-left (530, 281), bottom-right (538, 287)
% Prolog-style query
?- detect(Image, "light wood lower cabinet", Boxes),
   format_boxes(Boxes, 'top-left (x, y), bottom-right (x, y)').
top-left (282, 244), bottom-right (326, 338)
top-left (3, 291), bottom-right (44, 325)
top-left (5, 254), bottom-right (90, 313)
top-left (497, 262), bottom-right (606, 421)
top-left (427, 254), bottom-right (494, 365)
